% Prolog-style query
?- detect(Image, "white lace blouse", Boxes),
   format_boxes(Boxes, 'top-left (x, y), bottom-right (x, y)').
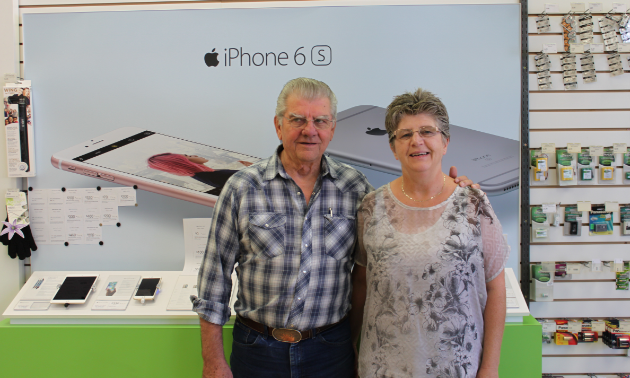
top-left (355, 184), bottom-right (509, 378)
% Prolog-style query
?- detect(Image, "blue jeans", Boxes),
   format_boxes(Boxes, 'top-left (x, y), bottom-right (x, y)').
top-left (230, 317), bottom-right (354, 378)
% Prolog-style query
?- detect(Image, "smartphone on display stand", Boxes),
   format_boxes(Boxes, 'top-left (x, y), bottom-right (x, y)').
top-left (51, 127), bottom-right (260, 207)
top-left (50, 275), bottom-right (99, 305)
top-left (133, 277), bottom-right (161, 302)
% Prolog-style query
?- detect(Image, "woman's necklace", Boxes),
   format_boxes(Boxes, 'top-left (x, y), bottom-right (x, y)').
top-left (401, 174), bottom-right (446, 203)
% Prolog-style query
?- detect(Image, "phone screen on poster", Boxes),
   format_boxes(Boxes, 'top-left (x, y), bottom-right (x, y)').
top-left (73, 131), bottom-right (258, 195)
top-left (135, 278), bottom-right (161, 297)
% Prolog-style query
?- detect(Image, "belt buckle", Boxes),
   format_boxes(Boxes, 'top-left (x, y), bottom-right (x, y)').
top-left (272, 328), bottom-right (302, 343)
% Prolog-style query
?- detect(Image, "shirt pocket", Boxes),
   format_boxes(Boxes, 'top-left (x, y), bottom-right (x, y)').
top-left (248, 212), bottom-right (286, 259)
top-left (323, 214), bottom-right (356, 260)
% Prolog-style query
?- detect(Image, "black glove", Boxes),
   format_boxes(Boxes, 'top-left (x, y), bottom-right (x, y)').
top-left (0, 217), bottom-right (37, 260)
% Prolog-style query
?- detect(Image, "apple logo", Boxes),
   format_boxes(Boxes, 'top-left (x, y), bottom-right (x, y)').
top-left (204, 48), bottom-right (219, 67)
top-left (365, 127), bottom-right (387, 136)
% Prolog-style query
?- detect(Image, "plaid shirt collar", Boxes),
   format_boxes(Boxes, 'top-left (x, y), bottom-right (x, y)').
top-left (263, 145), bottom-right (338, 183)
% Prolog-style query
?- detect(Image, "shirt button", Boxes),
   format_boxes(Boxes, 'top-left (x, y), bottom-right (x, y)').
top-left (303, 271), bottom-right (307, 274)
top-left (305, 244), bottom-right (308, 247)
top-left (298, 297), bottom-right (301, 300)
top-left (265, 224), bottom-right (269, 228)
top-left (298, 192), bottom-right (301, 195)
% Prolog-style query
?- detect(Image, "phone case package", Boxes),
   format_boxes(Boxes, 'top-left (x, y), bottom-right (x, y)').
top-left (3, 80), bottom-right (35, 177)
top-left (556, 149), bottom-right (577, 186)
top-left (620, 206), bottom-right (630, 236)
top-left (598, 147), bottom-right (616, 185)
top-left (577, 148), bottom-right (595, 184)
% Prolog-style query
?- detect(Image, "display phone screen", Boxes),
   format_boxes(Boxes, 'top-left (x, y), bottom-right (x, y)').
top-left (53, 276), bottom-right (97, 301)
top-left (136, 278), bottom-right (161, 297)
top-left (73, 131), bottom-right (259, 195)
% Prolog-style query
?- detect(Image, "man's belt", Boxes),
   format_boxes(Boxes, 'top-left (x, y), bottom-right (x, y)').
top-left (237, 314), bottom-right (347, 344)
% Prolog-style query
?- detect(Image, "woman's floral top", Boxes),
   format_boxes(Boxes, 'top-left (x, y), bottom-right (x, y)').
top-left (355, 184), bottom-right (508, 378)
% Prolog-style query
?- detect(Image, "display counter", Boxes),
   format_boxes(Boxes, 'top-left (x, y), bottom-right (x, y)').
top-left (0, 269), bottom-right (541, 377)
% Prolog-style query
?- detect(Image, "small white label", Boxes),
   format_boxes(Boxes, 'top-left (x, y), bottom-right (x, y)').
top-left (3, 73), bottom-right (17, 83)
top-left (545, 3), bottom-right (560, 12)
top-left (537, 159), bottom-right (548, 171)
top-left (542, 203), bottom-right (557, 213)
top-left (589, 145), bottom-right (604, 157)
top-left (591, 320), bottom-right (605, 332)
top-left (566, 263), bottom-right (582, 274)
top-left (588, 3), bottom-right (603, 12)
top-left (567, 143), bottom-right (582, 153)
top-left (563, 168), bottom-right (574, 179)
top-left (541, 143), bottom-right (556, 154)
top-left (617, 43), bottom-right (630, 53)
top-left (588, 43), bottom-right (604, 53)
top-left (613, 143), bottom-right (628, 154)
top-left (542, 321), bottom-right (557, 332)
top-left (603, 168), bottom-right (613, 179)
top-left (91, 300), bottom-right (129, 311)
top-left (535, 228), bottom-right (548, 238)
top-left (613, 2), bottom-right (627, 12)
top-left (569, 43), bottom-right (585, 53)
top-left (542, 261), bottom-right (556, 272)
top-left (592, 259), bottom-right (602, 272)
top-left (614, 259), bottom-right (625, 272)
top-left (571, 2), bottom-right (586, 11)
top-left (568, 320), bottom-right (583, 333)
top-left (577, 201), bottom-right (592, 211)
top-left (543, 43), bottom-right (558, 53)
top-left (605, 201), bottom-right (620, 212)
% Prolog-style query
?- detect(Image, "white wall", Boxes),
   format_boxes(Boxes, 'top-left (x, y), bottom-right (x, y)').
top-left (0, 0), bottom-right (22, 320)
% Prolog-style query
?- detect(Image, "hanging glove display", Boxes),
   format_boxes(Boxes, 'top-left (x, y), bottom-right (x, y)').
top-left (0, 217), bottom-right (37, 260)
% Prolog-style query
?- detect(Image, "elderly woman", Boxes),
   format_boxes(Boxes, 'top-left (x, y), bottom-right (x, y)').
top-left (349, 89), bottom-right (508, 378)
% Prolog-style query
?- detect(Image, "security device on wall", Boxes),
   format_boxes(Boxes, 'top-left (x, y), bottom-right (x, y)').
top-left (51, 127), bottom-right (260, 207)
top-left (326, 106), bottom-right (519, 196)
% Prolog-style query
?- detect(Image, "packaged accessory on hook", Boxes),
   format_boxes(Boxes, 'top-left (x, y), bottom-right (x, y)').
top-left (1, 190), bottom-right (37, 260)
top-left (3, 80), bottom-right (35, 177)
top-left (580, 51), bottom-right (597, 83)
top-left (619, 11), bottom-right (630, 43)
top-left (561, 52), bottom-right (578, 89)
top-left (563, 205), bottom-right (582, 236)
top-left (536, 12), bottom-right (551, 33)
top-left (532, 206), bottom-right (551, 241)
top-left (535, 52), bottom-right (553, 89)
top-left (589, 205), bottom-right (613, 236)
top-left (599, 12), bottom-right (620, 51)
top-left (620, 206), bottom-right (630, 236)
top-left (561, 12), bottom-right (578, 51)
top-left (577, 147), bottom-right (594, 183)
top-left (556, 148), bottom-right (577, 186)
top-left (578, 10), bottom-right (594, 44)
top-left (623, 147), bottom-right (630, 184)
top-left (607, 51), bottom-right (624, 76)
top-left (531, 150), bottom-right (550, 182)
top-left (598, 147), bottom-right (617, 184)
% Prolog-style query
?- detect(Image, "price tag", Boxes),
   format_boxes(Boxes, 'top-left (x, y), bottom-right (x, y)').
top-left (588, 3), bottom-right (603, 12)
top-left (569, 43), bottom-right (585, 53)
top-left (591, 320), bottom-right (605, 332)
top-left (542, 261), bottom-right (556, 272)
top-left (589, 145), bottom-right (604, 157)
top-left (542, 321), bottom-right (557, 332)
top-left (613, 143), bottom-right (628, 154)
top-left (591, 259), bottom-right (602, 272)
top-left (577, 201), bottom-right (592, 211)
top-left (617, 43), bottom-right (630, 53)
top-left (567, 143), bottom-right (582, 153)
top-left (613, 2), bottom-right (627, 12)
top-left (568, 320), bottom-right (583, 333)
top-left (543, 43), bottom-right (558, 53)
top-left (571, 2), bottom-right (586, 11)
top-left (605, 201), bottom-right (620, 212)
top-left (545, 3), bottom-right (560, 12)
top-left (566, 263), bottom-right (582, 274)
top-left (542, 203), bottom-right (557, 213)
top-left (3, 73), bottom-right (17, 83)
top-left (614, 259), bottom-right (625, 272)
top-left (541, 143), bottom-right (556, 154)
top-left (588, 43), bottom-right (604, 53)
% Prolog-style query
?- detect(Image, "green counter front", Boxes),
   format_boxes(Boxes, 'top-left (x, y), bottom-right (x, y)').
top-left (0, 316), bottom-right (541, 377)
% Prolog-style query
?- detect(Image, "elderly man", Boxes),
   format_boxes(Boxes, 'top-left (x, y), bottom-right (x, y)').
top-left (192, 78), bottom-right (475, 378)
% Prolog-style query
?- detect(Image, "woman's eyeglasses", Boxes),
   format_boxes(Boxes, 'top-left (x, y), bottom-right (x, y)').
top-left (391, 126), bottom-right (443, 141)
top-left (283, 116), bottom-right (335, 130)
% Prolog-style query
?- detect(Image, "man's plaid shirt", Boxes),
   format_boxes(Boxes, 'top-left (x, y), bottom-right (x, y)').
top-left (192, 146), bottom-right (373, 330)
